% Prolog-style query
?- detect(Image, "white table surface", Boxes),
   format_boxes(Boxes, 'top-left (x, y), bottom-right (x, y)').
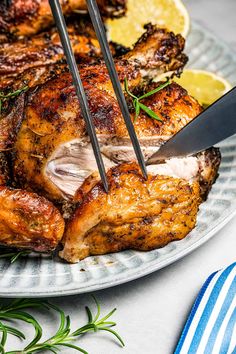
top-left (4, 1), bottom-right (236, 353)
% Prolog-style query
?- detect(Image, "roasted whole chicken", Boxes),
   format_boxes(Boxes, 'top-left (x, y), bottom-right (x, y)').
top-left (0, 19), bottom-right (221, 262)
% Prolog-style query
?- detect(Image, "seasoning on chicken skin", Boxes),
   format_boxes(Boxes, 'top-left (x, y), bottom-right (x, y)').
top-left (0, 18), bottom-right (128, 90)
top-left (12, 26), bottom-right (188, 201)
top-left (0, 187), bottom-right (65, 252)
top-left (0, 23), bottom-right (221, 262)
top-left (0, 0), bottom-right (127, 39)
top-left (60, 163), bottom-right (201, 262)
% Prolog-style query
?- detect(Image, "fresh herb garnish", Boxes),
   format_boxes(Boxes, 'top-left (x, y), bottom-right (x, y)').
top-left (124, 78), bottom-right (170, 122)
top-left (0, 86), bottom-right (28, 114)
top-left (0, 250), bottom-right (31, 263)
top-left (0, 297), bottom-right (124, 353)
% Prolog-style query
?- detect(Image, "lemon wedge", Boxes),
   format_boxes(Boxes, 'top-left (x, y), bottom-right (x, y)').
top-left (106, 0), bottom-right (190, 47)
top-left (174, 69), bottom-right (232, 107)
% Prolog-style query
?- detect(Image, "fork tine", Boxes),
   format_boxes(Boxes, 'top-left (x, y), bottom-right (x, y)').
top-left (86, 0), bottom-right (148, 179)
top-left (49, 0), bottom-right (109, 192)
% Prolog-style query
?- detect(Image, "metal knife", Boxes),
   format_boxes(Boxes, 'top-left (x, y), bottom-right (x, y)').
top-left (147, 86), bottom-right (236, 164)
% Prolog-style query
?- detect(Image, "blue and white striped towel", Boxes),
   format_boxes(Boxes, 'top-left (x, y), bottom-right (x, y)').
top-left (174, 262), bottom-right (236, 354)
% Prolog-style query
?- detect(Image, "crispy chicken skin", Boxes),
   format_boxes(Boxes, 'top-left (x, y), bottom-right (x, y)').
top-left (0, 18), bottom-right (127, 90)
top-left (0, 25), bottom-right (101, 89)
top-left (0, 186), bottom-right (65, 252)
top-left (1, 63), bottom-right (68, 92)
top-left (11, 26), bottom-right (189, 201)
top-left (197, 148), bottom-right (221, 199)
top-left (13, 82), bottom-right (199, 201)
top-left (0, 24), bottom-right (187, 91)
top-left (60, 163), bottom-right (201, 262)
top-left (60, 147), bottom-right (220, 262)
top-left (0, 95), bottom-right (25, 151)
top-left (0, 24), bottom-right (221, 261)
top-left (0, 0), bottom-right (126, 38)
top-left (0, 153), bottom-right (10, 186)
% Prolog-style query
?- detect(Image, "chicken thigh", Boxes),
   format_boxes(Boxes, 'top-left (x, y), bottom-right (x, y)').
top-left (60, 163), bottom-right (201, 262)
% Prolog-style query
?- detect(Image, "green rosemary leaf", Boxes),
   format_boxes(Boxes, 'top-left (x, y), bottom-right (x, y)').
top-left (72, 323), bottom-right (96, 337)
top-left (44, 347), bottom-right (59, 354)
top-left (98, 327), bottom-right (125, 347)
top-left (134, 99), bottom-right (140, 121)
top-left (58, 342), bottom-right (88, 354)
top-left (0, 323), bottom-right (7, 348)
top-left (1, 325), bottom-right (25, 340)
top-left (96, 308), bottom-right (117, 325)
top-left (0, 252), bottom-right (18, 260)
top-left (1, 299), bottom-right (49, 313)
top-left (64, 315), bottom-right (71, 335)
top-left (0, 86), bottom-right (28, 115)
top-left (0, 343), bottom-right (5, 354)
top-left (0, 86), bottom-right (28, 99)
top-left (0, 311), bottom-right (41, 343)
top-left (46, 303), bottom-right (66, 337)
top-left (0, 250), bottom-right (31, 263)
top-left (92, 295), bottom-right (101, 323)
top-left (124, 78), bottom-right (137, 99)
top-left (85, 306), bottom-right (93, 323)
top-left (124, 77), bottom-right (169, 122)
top-left (138, 79), bottom-right (170, 100)
top-left (10, 250), bottom-right (31, 263)
top-left (2, 311), bottom-right (42, 350)
top-left (98, 321), bottom-right (116, 327)
top-left (138, 102), bottom-right (162, 121)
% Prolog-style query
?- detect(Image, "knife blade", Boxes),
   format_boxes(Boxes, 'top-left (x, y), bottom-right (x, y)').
top-left (147, 86), bottom-right (236, 165)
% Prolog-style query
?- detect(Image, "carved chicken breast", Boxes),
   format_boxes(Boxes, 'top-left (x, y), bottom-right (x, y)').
top-left (0, 0), bottom-right (126, 39)
top-left (0, 187), bottom-right (64, 251)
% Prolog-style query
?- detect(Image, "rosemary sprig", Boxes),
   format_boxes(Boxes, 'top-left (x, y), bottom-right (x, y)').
top-left (0, 86), bottom-right (28, 114)
top-left (0, 299), bottom-right (49, 354)
top-left (0, 297), bottom-right (124, 353)
top-left (0, 250), bottom-right (31, 263)
top-left (124, 78), bottom-right (170, 122)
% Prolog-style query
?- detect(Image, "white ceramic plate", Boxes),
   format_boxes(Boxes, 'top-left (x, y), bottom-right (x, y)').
top-left (1, 21), bottom-right (236, 297)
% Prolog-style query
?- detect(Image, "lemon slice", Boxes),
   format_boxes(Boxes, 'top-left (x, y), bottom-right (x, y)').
top-left (174, 69), bottom-right (232, 107)
top-left (106, 0), bottom-right (190, 47)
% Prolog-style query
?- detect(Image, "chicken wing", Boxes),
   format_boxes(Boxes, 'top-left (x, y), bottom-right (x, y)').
top-left (0, 187), bottom-right (64, 252)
